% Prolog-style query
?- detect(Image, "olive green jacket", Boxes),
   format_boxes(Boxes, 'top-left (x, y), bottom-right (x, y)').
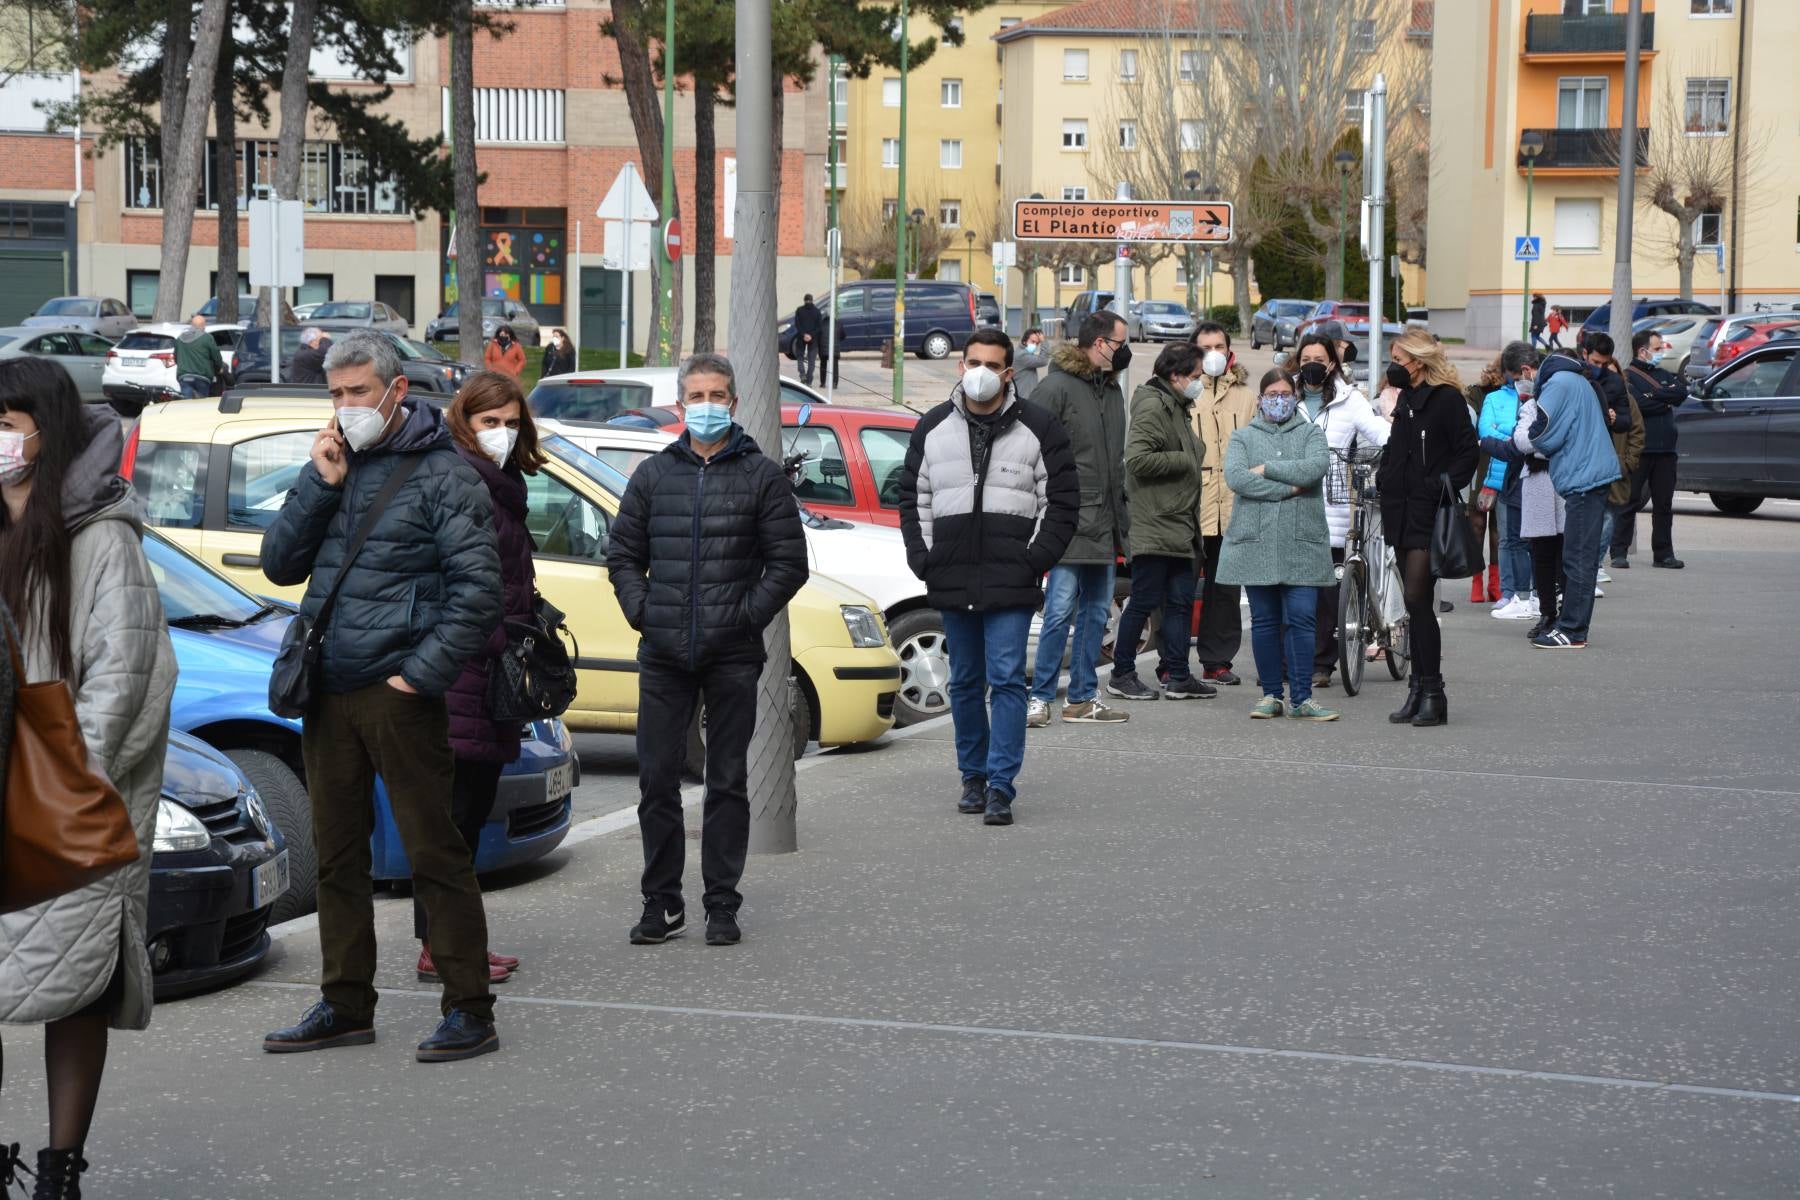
top-left (1215, 414), bottom-right (1336, 588)
top-left (1124, 377), bottom-right (1205, 560)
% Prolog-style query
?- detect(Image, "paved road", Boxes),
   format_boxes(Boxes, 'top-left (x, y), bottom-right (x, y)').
top-left (5, 500), bottom-right (1797, 1198)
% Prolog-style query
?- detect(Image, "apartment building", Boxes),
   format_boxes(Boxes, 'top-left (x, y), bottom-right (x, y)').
top-left (1427, 0), bottom-right (1799, 346)
top-left (0, 1), bottom-right (828, 344)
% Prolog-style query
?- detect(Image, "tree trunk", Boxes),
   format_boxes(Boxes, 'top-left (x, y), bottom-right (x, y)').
top-left (1231, 244), bottom-right (1256, 338)
top-left (1302, 205), bottom-right (1344, 301)
top-left (152, 0), bottom-right (231, 324)
top-left (1676, 221), bottom-right (1695, 302)
top-left (693, 84), bottom-right (717, 354)
top-left (769, 80), bottom-right (784, 233)
top-left (450, 0), bottom-right (483, 364)
top-left (1022, 261), bottom-right (1039, 331)
top-left (213, 27), bottom-right (239, 325)
top-left (159, 0), bottom-right (194, 165)
top-left (610, 0), bottom-right (681, 361)
top-left (268, 0), bottom-right (320, 327)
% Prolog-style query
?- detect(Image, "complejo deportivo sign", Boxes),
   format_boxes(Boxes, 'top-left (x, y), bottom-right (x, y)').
top-left (1012, 199), bottom-right (1233, 244)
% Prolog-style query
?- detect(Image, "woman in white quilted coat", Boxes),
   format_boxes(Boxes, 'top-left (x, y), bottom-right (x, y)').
top-left (0, 357), bottom-right (176, 1197)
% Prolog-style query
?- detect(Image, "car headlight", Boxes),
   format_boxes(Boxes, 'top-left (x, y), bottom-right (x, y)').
top-left (840, 605), bottom-right (886, 648)
top-left (154, 798), bottom-right (211, 853)
top-left (242, 785), bottom-right (272, 839)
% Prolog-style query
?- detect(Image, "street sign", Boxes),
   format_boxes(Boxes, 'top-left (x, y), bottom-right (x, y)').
top-left (991, 240), bottom-right (1017, 268)
top-left (247, 197), bottom-right (304, 289)
top-left (1013, 199), bottom-right (1232, 244)
top-left (1514, 236), bottom-right (1541, 262)
top-left (597, 165), bottom-right (658, 222)
top-left (825, 227), bottom-right (841, 271)
top-left (601, 221), bottom-right (652, 271)
top-left (664, 217), bottom-right (683, 261)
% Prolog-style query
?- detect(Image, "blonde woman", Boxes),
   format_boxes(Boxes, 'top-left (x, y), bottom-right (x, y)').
top-left (1373, 330), bottom-right (1479, 727)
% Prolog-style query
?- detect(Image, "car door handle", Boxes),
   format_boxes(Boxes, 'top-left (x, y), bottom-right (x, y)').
top-left (222, 553), bottom-right (262, 568)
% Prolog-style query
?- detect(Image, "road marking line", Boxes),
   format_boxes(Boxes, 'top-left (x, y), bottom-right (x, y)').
top-left (244, 980), bottom-right (1800, 1105)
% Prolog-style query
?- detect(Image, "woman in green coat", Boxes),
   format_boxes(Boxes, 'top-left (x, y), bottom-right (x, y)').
top-left (1217, 367), bottom-right (1339, 721)
top-left (1107, 342), bottom-right (1213, 701)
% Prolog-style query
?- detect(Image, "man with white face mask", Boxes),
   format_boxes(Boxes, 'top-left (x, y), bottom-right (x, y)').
top-left (261, 331), bottom-right (506, 1064)
top-left (1187, 321), bottom-right (1258, 685)
top-left (900, 329), bottom-right (1079, 826)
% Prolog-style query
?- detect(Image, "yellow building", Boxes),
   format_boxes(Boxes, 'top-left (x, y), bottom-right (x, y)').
top-left (1427, 0), bottom-right (1800, 346)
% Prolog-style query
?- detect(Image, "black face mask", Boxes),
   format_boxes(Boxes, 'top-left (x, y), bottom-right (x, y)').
top-left (1385, 362), bottom-right (1410, 390)
top-left (1108, 341), bottom-right (1133, 374)
top-left (1298, 361), bottom-right (1331, 389)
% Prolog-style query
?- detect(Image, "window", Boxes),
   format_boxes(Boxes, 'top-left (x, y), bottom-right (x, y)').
top-left (1179, 120), bottom-right (1204, 150)
top-left (1062, 185), bottom-right (1088, 201)
top-left (1058, 263), bottom-right (1086, 285)
top-left (1690, 0), bottom-right (1734, 15)
top-left (1119, 49), bottom-right (1139, 82)
top-left (1567, 0), bottom-right (1609, 14)
top-left (940, 139), bottom-right (963, 168)
top-left (939, 199), bottom-right (961, 227)
top-left (1178, 50), bottom-right (1207, 83)
top-left (228, 433), bottom-right (316, 530)
top-left (298, 274), bottom-right (333, 306)
top-left (1345, 89), bottom-right (1365, 124)
top-left (522, 471), bottom-right (610, 562)
top-left (835, 289), bottom-right (867, 315)
top-left (126, 270), bottom-right (159, 318)
top-left (882, 138), bottom-right (900, 168)
top-left (1685, 78), bottom-right (1731, 135)
top-left (1556, 77), bottom-right (1608, 130)
top-left (788, 424), bottom-right (852, 506)
top-left (467, 87), bottom-right (566, 144)
top-left (1063, 49), bottom-right (1089, 81)
top-left (1553, 197), bottom-right (1603, 251)
top-left (1694, 207), bottom-right (1723, 247)
top-left (882, 78), bottom-right (901, 107)
top-left (1118, 120), bottom-right (1137, 150)
top-left (941, 78), bottom-right (962, 108)
top-left (860, 427), bottom-right (912, 509)
top-left (946, 17), bottom-right (963, 38)
top-left (1351, 18), bottom-right (1376, 54)
top-left (938, 260), bottom-right (962, 282)
top-left (375, 275), bottom-right (415, 324)
top-left (881, 198), bottom-right (899, 222)
top-left (125, 137), bottom-right (400, 215)
top-left (1061, 119), bottom-right (1088, 150)
top-left (132, 442), bottom-right (208, 530)
top-left (831, 63), bottom-right (849, 118)
top-left (1711, 349), bottom-right (1794, 399)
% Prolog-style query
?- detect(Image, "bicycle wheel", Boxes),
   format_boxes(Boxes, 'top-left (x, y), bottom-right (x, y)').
top-left (1386, 617), bottom-right (1410, 680)
top-left (1337, 558), bottom-right (1368, 696)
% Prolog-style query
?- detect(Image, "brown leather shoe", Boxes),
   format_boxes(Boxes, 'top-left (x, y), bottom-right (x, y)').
top-left (417, 944), bottom-right (511, 984)
top-left (488, 950), bottom-right (521, 972)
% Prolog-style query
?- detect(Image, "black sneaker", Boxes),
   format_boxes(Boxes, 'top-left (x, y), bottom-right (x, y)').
top-left (1203, 667), bottom-right (1241, 686)
top-left (263, 999), bottom-right (375, 1054)
top-left (1163, 675), bottom-right (1217, 700)
top-left (982, 790), bottom-right (1014, 826)
top-left (1525, 618), bottom-right (1551, 640)
top-left (1611, 555), bottom-right (1630, 569)
top-left (416, 1009), bottom-right (499, 1063)
top-left (1654, 557), bottom-right (1685, 570)
top-left (705, 910), bottom-right (742, 946)
top-left (1105, 674), bottom-right (1160, 701)
top-left (958, 777), bottom-right (988, 814)
top-left (629, 898), bottom-right (686, 944)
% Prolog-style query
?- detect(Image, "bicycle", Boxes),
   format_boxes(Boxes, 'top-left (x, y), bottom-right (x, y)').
top-left (1327, 442), bottom-right (1409, 696)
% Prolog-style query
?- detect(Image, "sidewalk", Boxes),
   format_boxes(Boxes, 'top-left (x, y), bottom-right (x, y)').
top-left (5, 501), bottom-right (1797, 1197)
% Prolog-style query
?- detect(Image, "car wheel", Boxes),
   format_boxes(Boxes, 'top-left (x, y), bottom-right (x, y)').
top-left (1709, 493), bottom-right (1764, 515)
top-left (921, 331), bottom-right (953, 360)
top-left (1251, 331), bottom-right (1262, 349)
top-left (224, 748), bottom-right (316, 924)
top-left (888, 609), bottom-right (951, 726)
top-left (684, 675), bottom-right (808, 780)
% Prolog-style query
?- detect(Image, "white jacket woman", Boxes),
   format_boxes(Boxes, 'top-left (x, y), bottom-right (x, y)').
top-left (1306, 381), bottom-right (1390, 548)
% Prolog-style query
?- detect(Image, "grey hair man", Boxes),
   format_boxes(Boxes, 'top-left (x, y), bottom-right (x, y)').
top-left (289, 326), bottom-right (332, 386)
top-left (260, 328), bottom-right (506, 1063)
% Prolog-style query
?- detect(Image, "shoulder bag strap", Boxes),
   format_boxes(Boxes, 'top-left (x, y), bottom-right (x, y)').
top-left (312, 453), bottom-right (424, 636)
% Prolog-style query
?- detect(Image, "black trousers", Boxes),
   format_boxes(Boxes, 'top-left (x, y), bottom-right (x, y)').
top-left (1400, 549), bottom-right (1442, 677)
top-left (636, 658), bottom-right (762, 914)
top-left (1530, 534), bottom-right (1566, 628)
top-left (1314, 547), bottom-right (1345, 676)
top-left (1194, 534), bottom-right (1243, 671)
top-left (1611, 451), bottom-right (1677, 562)
top-left (413, 758), bottom-right (505, 941)
top-left (795, 335), bottom-right (818, 385)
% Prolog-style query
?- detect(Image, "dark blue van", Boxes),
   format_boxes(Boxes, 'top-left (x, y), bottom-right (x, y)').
top-left (779, 280), bottom-right (979, 361)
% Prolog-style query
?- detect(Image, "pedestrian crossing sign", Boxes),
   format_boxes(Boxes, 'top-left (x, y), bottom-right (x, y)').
top-left (1514, 236), bottom-right (1541, 262)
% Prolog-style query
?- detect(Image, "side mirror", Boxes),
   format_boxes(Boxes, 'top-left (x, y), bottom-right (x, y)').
top-left (796, 402), bottom-right (813, 427)
top-left (1271, 351), bottom-right (1290, 370)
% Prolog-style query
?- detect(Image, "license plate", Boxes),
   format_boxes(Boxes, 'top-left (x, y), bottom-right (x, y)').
top-left (122, 355), bottom-right (144, 367)
top-left (544, 761), bottom-right (575, 801)
top-left (252, 851), bottom-right (290, 908)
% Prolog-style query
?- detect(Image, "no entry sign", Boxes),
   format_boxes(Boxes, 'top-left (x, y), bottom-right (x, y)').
top-left (1013, 199), bottom-right (1233, 244)
top-left (665, 218), bottom-right (684, 261)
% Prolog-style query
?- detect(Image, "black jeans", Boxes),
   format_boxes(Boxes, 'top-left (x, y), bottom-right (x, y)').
top-left (413, 759), bottom-right (505, 941)
top-left (1530, 534), bottom-right (1566, 628)
top-left (1314, 547), bottom-right (1345, 677)
top-left (1194, 534), bottom-right (1242, 672)
top-left (636, 658), bottom-right (761, 914)
top-left (1111, 554), bottom-right (1196, 683)
top-left (1611, 451), bottom-right (1677, 562)
top-left (795, 335), bottom-right (817, 385)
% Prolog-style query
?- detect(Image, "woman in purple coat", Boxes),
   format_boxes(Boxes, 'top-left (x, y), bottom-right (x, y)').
top-left (415, 370), bottom-right (543, 985)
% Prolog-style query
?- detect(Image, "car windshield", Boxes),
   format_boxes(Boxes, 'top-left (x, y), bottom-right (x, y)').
top-left (529, 379), bottom-right (655, 423)
top-left (142, 529), bottom-right (273, 625)
top-left (1277, 302), bottom-right (1313, 317)
top-left (543, 434), bottom-right (628, 500)
top-left (441, 300), bottom-right (507, 318)
top-left (37, 299), bottom-right (97, 317)
top-left (116, 333), bottom-right (173, 351)
top-left (313, 302), bottom-right (371, 319)
top-left (394, 337), bottom-right (448, 361)
top-left (1141, 303), bottom-right (1184, 315)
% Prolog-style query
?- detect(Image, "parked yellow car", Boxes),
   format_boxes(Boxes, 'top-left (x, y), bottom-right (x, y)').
top-left (127, 393), bottom-right (901, 756)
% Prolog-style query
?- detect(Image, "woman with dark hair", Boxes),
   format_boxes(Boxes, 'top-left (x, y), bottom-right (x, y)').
top-left (484, 324), bottom-right (527, 379)
top-left (0, 357), bottom-right (178, 1196)
top-left (1216, 366), bottom-right (1338, 721)
top-left (415, 369), bottom-right (545, 986)
top-left (540, 328), bottom-right (578, 379)
top-left (1374, 330), bottom-right (1479, 727)
top-left (1294, 333), bottom-right (1388, 689)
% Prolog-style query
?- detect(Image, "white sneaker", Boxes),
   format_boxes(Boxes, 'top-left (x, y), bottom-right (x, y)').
top-left (1491, 596), bottom-right (1533, 619)
top-left (1026, 698), bottom-right (1050, 729)
top-left (1596, 568), bottom-right (1613, 584)
top-left (1594, 585), bottom-right (1605, 598)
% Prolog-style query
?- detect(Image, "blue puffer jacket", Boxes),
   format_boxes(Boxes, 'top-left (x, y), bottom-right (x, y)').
top-left (1526, 355), bottom-right (1621, 497)
top-left (1477, 384), bottom-right (1520, 492)
top-left (262, 401), bottom-right (502, 697)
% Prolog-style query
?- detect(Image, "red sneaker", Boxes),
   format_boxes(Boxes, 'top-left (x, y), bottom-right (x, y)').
top-left (417, 944), bottom-right (511, 984)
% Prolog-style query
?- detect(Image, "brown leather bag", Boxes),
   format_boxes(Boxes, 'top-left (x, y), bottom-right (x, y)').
top-left (1, 610), bottom-right (139, 915)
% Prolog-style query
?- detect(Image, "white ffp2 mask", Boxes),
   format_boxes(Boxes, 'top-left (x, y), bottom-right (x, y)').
top-left (961, 364), bottom-right (1003, 403)
top-left (476, 426), bottom-right (517, 467)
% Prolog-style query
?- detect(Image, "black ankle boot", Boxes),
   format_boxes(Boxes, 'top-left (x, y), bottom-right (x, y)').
top-left (1412, 674), bottom-right (1448, 728)
top-left (1389, 674), bottom-right (1423, 724)
top-left (2, 1142), bottom-right (29, 1197)
top-left (31, 1149), bottom-right (85, 1200)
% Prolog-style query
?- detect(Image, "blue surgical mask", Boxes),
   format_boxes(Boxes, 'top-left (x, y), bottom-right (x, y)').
top-left (1259, 392), bottom-right (1298, 423)
top-left (686, 401), bottom-right (734, 441)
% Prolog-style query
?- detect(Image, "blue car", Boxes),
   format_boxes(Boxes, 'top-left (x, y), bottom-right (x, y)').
top-left (146, 529), bottom-right (576, 922)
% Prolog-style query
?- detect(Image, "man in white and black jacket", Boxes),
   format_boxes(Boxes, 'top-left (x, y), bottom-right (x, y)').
top-left (899, 328), bottom-right (1079, 827)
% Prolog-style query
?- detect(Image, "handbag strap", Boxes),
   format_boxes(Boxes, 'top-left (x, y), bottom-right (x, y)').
top-left (312, 453), bottom-right (424, 637)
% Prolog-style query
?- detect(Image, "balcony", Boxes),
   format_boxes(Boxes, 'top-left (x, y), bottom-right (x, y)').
top-left (1523, 12), bottom-right (1654, 56)
top-left (1516, 127), bottom-right (1648, 173)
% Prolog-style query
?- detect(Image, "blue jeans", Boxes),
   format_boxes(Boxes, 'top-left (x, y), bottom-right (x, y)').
top-left (1597, 507), bottom-right (1615, 569)
top-left (1558, 487), bottom-right (1608, 640)
top-left (1499, 498), bottom-right (1533, 598)
top-left (1110, 555), bottom-right (1196, 683)
top-left (940, 606), bottom-right (1034, 801)
top-left (1244, 584), bottom-right (1318, 705)
top-left (1030, 563), bottom-right (1115, 705)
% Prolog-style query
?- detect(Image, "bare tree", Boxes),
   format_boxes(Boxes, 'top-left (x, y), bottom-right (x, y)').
top-left (0, 0), bottom-right (74, 90)
top-left (837, 184), bottom-right (964, 280)
top-left (152, 0), bottom-right (232, 324)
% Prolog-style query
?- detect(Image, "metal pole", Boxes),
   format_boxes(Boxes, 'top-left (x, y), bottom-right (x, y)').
top-left (1608, 0), bottom-right (1643, 355)
top-left (621, 162), bottom-right (633, 369)
top-left (892, 0), bottom-right (908, 405)
top-left (656, 0), bottom-right (676, 365)
top-left (572, 220), bottom-right (582, 361)
top-left (1521, 158), bottom-right (1534, 343)
top-left (1338, 169), bottom-right (1348, 297)
top-left (1000, 244), bottom-right (1009, 337)
top-left (1112, 180), bottom-right (1131, 393)
top-left (730, 0), bottom-right (797, 853)
top-left (271, 191), bottom-right (282, 385)
top-left (1366, 74), bottom-right (1388, 380)
top-left (826, 53), bottom-right (839, 401)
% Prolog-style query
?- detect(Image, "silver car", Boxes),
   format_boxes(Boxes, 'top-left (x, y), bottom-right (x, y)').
top-left (1134, 301), bottom-right (1198, 342)
top-left (23, 296), bottom-right (136, 340)
top-left (0, 325), bottom-right (116, 400)
top-left (307, 300), bottom-right (412, 338)
top-left (425, 297), bottom-right (541, 346)
top-left (1249, 299), bottom-right (1317, 351)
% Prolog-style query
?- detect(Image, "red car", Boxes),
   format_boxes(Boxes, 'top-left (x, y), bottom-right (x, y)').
top-left (1710, 319), bottom-right (1800, 370)
top-left (659, 403), bottom-right (920, 528)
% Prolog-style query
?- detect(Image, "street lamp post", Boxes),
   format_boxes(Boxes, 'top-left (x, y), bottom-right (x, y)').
top-left (1519, 130), bottom-right (1545, 342)
top-left (1202, 183), bottom-right (1220, 315)
top-left (1183, 169), bottom-right (1200, 315)
top-left (1334, 148), bottom-right (1356, 298)
top-left (909, 208), bottom-right (925, 277)
top-left (964, 229), bottom-right (975, 283)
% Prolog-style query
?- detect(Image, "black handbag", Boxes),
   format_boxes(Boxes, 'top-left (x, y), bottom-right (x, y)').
top-left (1429, 473), bottom-right (1484, 580)
top-left (487, 593), bottom-right (579, 722)
top-left (268, 455), bottom-right (424, 718)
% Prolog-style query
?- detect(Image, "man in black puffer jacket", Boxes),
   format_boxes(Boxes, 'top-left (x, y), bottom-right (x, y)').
top-left (1615, 328), bottom-right (1688, 569)
top-left (608, 352), bottom-right (808, 948)
top-left (260, 331), bottom-right (505, 1064)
